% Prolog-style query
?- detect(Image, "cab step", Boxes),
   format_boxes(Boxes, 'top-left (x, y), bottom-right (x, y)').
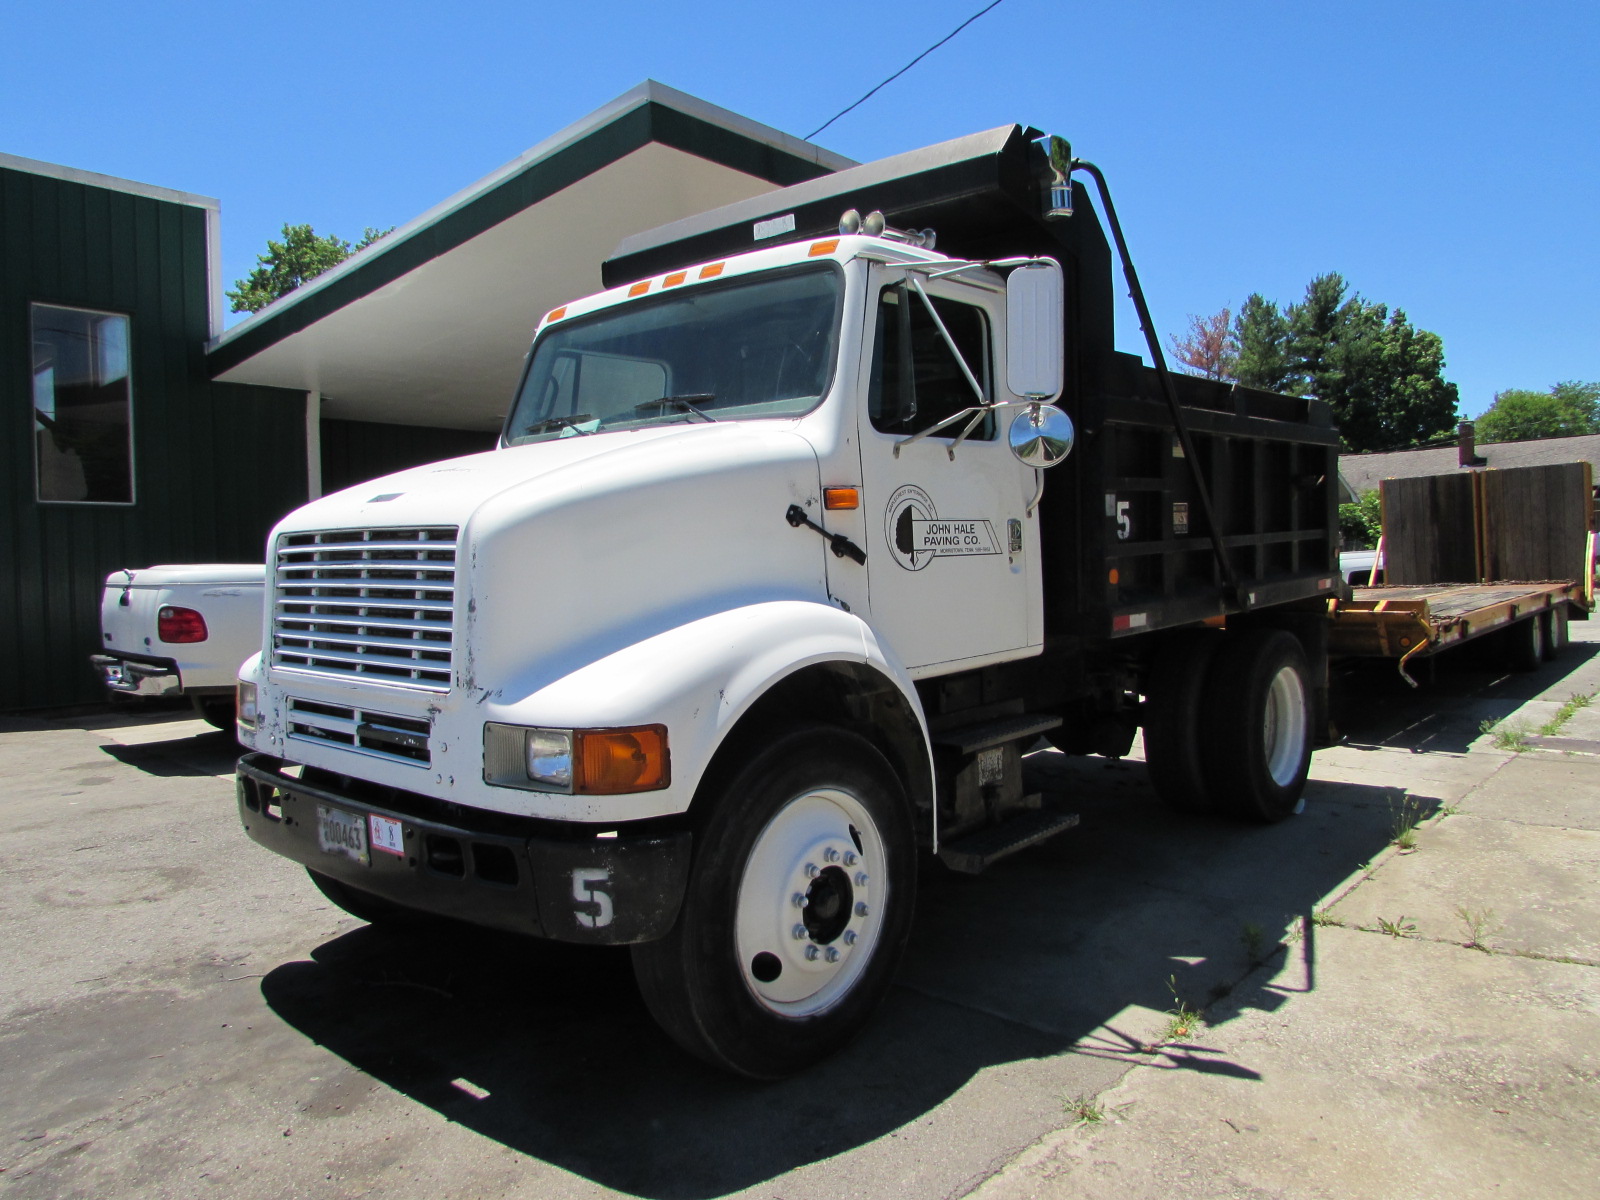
top-left (930, 712), bottom-right (1062, 756)
top-left (937, 805), bottom-right (1081, 875)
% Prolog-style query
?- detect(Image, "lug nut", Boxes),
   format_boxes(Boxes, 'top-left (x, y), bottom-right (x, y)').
top-left (843, 851), bottom-right (858, 867)
top-left (855, 901), bottom-right (870, 917)
top-left (855, 872), bottom-right (870, 887)
top-left (805, 945), bottom-right (820, 961)
top-left (804, 862), bottom-right (819, 878)
top-left (825, 947), bottom-right (840, 963)
top-left (844, 930), bottom-right (858, 945)
top-left (792, 892), bottom-right (807, 908)
top-left (824, 847), bottom-right (840, 864)
top-left (792, 924), bottom-right (808, 940)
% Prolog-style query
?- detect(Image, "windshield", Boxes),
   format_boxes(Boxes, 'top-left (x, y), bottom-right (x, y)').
top-left (504, 265), bottom-right (842, 445)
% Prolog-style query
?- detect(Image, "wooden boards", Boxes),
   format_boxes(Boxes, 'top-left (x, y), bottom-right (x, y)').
top-left (1380, 462), bottom-right (1593, 585)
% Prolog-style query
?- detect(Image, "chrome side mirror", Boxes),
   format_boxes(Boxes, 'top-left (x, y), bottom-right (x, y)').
top-left (1006, 260), bottom-right (1064, 402)
top-left (1009, 403), bottom-right (1075, 469)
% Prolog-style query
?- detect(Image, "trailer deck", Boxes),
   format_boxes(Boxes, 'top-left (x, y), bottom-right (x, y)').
top-left (1328, 580), bottom-right (1588, 681)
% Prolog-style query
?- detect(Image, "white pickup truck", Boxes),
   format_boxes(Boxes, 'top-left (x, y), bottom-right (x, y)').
top-left (92, 564), bottom-right (265, 728)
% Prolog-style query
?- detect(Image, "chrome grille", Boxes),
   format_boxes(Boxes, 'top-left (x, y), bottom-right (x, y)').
top-left (273, 527), bottom-right (457, 689)
top-left (286, 698), bottom-right (432, 766)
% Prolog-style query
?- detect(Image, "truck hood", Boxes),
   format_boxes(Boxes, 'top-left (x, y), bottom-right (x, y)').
top-left (270, 421), bottom-right (831, 700)
top-left (282, 424), bottom-right (755, 535)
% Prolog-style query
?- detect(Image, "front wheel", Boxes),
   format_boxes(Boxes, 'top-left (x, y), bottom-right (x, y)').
top-left (631, 726), bottom-right (917, 1078)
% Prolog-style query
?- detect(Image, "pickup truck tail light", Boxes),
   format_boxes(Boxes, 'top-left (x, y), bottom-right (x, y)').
top-left (158, 606), bottom-right (208, 643)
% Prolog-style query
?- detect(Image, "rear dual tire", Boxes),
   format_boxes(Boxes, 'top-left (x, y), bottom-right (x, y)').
top-left (1143, 629), bottom-right (1313, 823)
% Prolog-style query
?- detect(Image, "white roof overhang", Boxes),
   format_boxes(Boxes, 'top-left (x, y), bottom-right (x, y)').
top-left (207, 82), bottom-right (850, 432)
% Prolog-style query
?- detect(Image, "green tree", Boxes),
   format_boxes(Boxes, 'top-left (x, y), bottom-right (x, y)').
top-left (228, 223), bottom-right (391, 313)
top-left (1231, 293), bottom-right (1297, 393)
top-left (1474, 381), bottom-right (1600, 443)
top-left (1338, 488), bottom-right (1383, 547)
top-left (1226, 274), bottom-right (1458, 452)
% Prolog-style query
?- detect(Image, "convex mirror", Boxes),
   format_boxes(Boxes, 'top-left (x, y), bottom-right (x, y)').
top-left (1008, 403), bottom-right (1075, 469)
top-left (1006, 260), bottom-right (1064, 402)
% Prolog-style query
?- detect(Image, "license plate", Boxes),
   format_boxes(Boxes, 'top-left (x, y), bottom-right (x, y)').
top-left (368, 813), bottom-right (405, 858)
top-left (317, 805), bottom-right (369, 866)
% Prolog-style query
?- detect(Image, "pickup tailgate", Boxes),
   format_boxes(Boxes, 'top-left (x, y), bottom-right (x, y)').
top-left (99, 564), bottom-right (266, 691)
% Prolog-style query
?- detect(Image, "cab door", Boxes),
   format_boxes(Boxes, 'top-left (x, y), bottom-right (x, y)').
top-left (855, 269), bottom-right (1037, 673)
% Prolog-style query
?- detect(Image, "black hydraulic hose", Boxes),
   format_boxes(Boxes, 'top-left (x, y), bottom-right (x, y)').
top-left (1071, 160), bottom-right (1246, 608)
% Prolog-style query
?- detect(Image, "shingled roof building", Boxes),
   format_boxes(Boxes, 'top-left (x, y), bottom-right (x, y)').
top-left (1340, 425), bottom-right (1600, 501)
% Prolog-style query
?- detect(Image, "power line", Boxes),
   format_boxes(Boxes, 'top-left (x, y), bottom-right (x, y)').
top-left (805, 0), bottom-right (1010, 141)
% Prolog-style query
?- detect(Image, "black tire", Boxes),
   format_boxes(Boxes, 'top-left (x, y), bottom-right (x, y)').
top-left (631, 726), bottom-right (917, 1079)
top-left (1545, 606), bottom-right (1569, 660)
top-left (192, 695), bottom-right (236, 731)
top-left (1142, 632), bottom-right (1222, 814)
top-left (1200, 630), bottom-right (1313, 823)
top-left (1506, 614), bottom-right (1545, 673)
top-left (306, 868), bottom-right (425, 927)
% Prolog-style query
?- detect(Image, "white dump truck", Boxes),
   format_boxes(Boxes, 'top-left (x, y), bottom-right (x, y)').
top-left (235, 127), bottom-right (1347, 1077)
top-left (93, 563), bottom-right (265, 728)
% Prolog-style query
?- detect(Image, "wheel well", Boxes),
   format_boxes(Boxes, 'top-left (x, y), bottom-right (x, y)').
top-left (693, 662), bottom-right (933, 840)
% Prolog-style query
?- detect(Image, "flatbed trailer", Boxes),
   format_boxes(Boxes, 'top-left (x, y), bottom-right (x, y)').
top-left (1328, 580), bottom-right (1589, 683)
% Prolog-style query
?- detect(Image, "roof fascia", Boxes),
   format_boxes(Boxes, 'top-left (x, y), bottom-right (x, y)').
top-left (206, 81), bottom-right (852, 376)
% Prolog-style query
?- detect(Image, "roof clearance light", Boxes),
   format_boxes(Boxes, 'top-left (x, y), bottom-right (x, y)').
top-left (823, 487), bottom-right (860, 510)
top-left (628, 282), bottom-right (650, 297)
top-left (663, 271), bottom-right (688, 288)
top-left (699, 263), bottom-right (725, 279)
top-left (809, 239), bottom-right (840, 257)
top-left (546, 306), bottom-right (567, 323)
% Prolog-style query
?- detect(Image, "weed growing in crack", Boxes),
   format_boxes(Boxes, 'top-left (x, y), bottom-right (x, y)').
top-left (1455, 905), bottom-right (1502, 951)
top-left (1065, 1094), bottom-right (1105, 1125)
top-left (1480, 717), bottom-right (1530, 753)
top-left (1312, 908), bottom-right (1344, 927)
top-left (1539, 691), bottom-right (1594, 737)
top-left (1240, 922), bottom-right (1266, 964)
top-left (1376, 915), bottom-right (1417, 938)
top-left (1161, 974), bottom-right (1205, 1041)
top-left (1389, 792), bottom-right (1426, 850)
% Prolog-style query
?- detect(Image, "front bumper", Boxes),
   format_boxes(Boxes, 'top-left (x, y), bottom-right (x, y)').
top-left (236, 753), bottom-right (691, 945)
top-left (91, 653), bottom-right (181, 697)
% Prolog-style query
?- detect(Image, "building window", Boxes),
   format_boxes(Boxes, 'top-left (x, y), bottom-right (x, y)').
top-left (31, 303), bottom-right (134, 504)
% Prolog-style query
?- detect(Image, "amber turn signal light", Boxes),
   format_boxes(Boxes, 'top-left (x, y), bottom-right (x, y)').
top-left (823, 487), bottom-right (860, 510)
top-left (575, 726), bottom-right (670, 794)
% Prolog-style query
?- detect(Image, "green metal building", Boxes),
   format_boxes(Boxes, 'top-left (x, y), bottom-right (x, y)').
top-left (0, 155), bottom-right (309, 709)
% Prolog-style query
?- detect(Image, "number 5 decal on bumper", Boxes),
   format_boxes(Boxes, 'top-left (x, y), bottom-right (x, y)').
top-left (572, 867), bottom-right (615, 929)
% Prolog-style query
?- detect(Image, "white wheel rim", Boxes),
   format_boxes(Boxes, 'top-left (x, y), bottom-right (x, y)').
top-left (735, 786), bottom-right (886, 1017)
top-left (1262, 663), bottom-right (1308, 788)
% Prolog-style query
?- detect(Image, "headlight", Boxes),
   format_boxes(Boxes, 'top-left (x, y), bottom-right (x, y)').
top-left (484, 723), bottom-right (669, 794)
top-left (236, 680), bottom-right (258, 729)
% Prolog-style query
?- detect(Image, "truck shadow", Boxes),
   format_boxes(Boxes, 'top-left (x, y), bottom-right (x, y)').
top-left (256, 639), bottom-right (1593, 1196)
top-left (256, 745), bottom-right (1472, 1194)
top-left (1331, 637), bottom-right (1596, 755)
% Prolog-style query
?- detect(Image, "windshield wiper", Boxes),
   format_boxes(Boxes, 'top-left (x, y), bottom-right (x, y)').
top-left (633, 394), bottom-right (716, 423)
top-left (518, 414), bottom-right (595, 437)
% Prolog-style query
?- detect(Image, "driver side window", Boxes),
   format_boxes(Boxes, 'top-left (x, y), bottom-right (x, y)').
top-left (867, 285), bottom-right (993, 438)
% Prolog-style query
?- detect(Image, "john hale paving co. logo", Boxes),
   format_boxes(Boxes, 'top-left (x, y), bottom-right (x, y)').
top-left (883, 484), bottom-right (1000, 572)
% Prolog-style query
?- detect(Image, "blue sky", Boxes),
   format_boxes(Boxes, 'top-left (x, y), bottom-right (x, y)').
top-left (4, 0), bottom-right (1595, 416)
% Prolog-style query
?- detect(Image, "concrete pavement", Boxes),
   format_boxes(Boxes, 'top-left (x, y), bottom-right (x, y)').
top-left (2, 629), bottom-right (1597, 1199)
top-left (974, 630), bottom-right (1600, 1200)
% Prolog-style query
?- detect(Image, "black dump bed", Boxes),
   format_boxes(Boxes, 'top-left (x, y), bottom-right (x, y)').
top-left (606, 124), bottom-right (1340, 641)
